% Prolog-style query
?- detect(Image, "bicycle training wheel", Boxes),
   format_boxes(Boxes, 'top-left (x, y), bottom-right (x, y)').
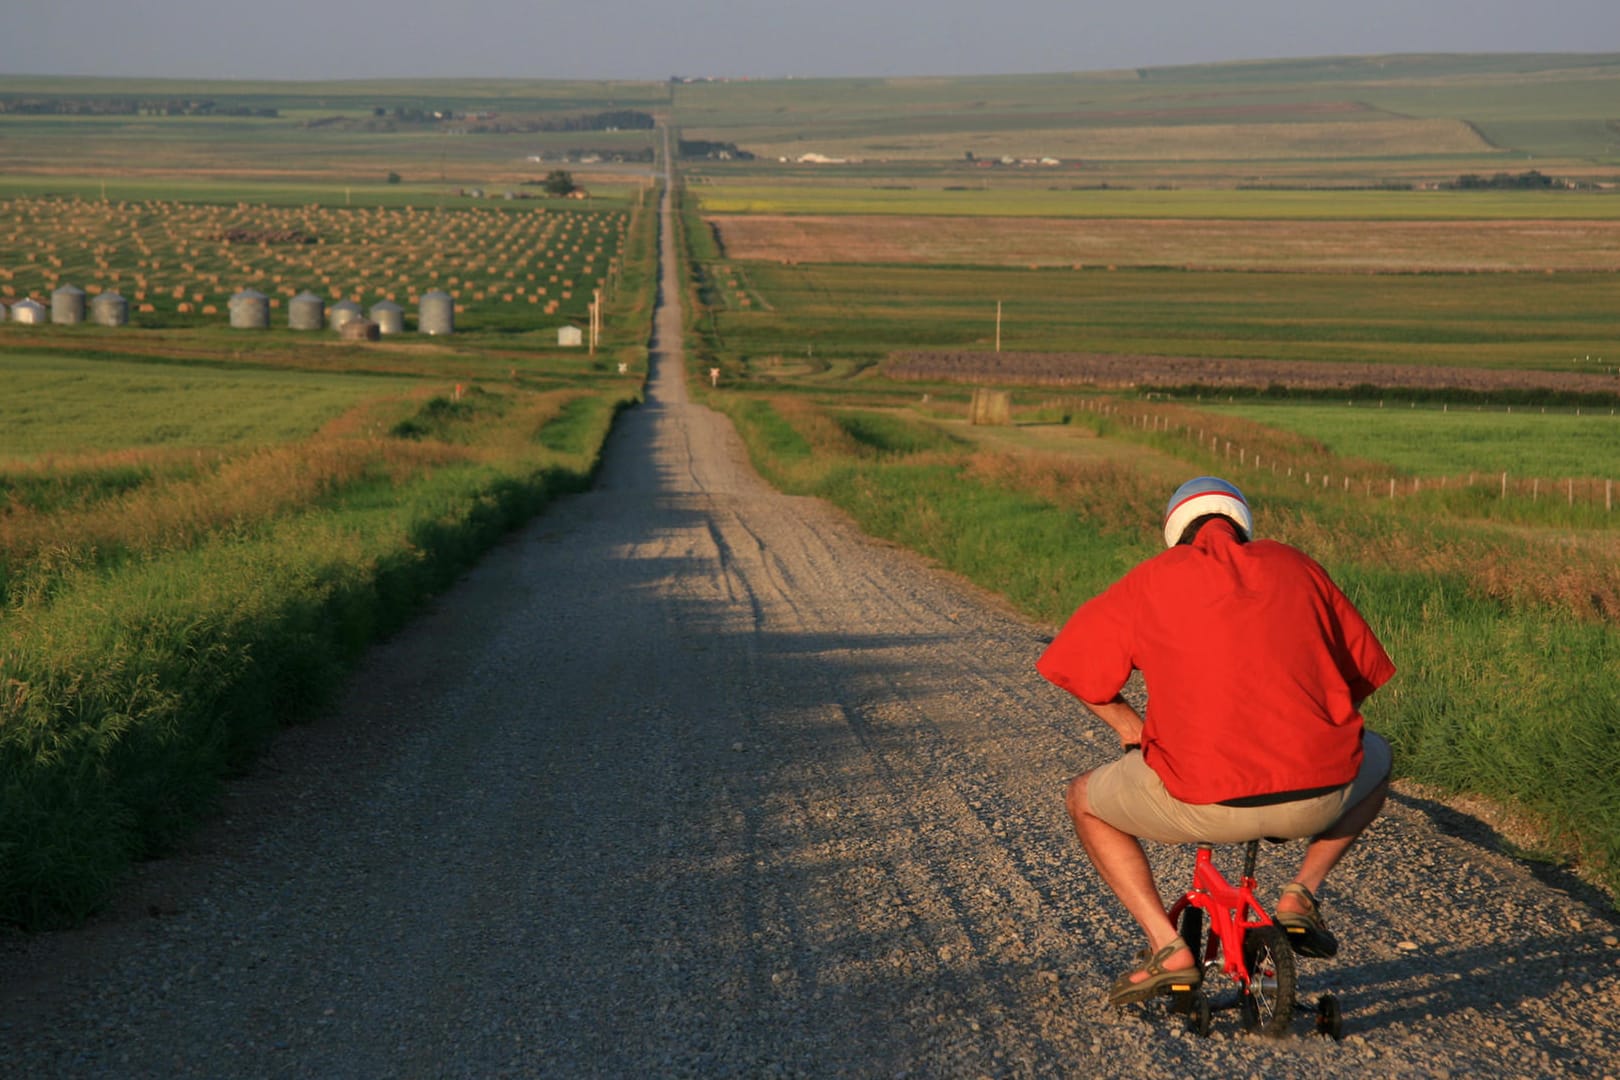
top-left (1239, 925), bottom-right (1297, 1037)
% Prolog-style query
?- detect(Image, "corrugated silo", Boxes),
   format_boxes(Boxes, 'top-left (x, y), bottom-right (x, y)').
top-left (418, 290), bottom-right (454, 335)
top-left (327, 299), bottom-right (363, 331)
top-left (369, 300), bottom-right (404, 335)
top-left (91, 291), bottom-right (129, 327)
top-left (52, 284), bottom-right (87, 324)
top-left (229, 289), bottom-right (270, 329)
top-left (12, 298), bottom-right (47, 324)
top-left (288, 291), bottom-right (325, 330)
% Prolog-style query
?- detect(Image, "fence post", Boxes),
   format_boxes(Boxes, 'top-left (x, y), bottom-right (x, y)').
top-left (1501, 472), bottom-right (1508, 499)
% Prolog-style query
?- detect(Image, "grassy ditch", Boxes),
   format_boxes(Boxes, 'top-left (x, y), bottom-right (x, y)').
top-left (715, 392), bottom-right (1620, 902)
top-left (0, 380), bottom-right (635, 929)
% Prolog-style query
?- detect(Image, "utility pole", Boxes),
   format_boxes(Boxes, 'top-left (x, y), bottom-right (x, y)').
top-left (590, 288), bottom-right (602, 354)
top-left (995, 300), bottom-right (1002, 353)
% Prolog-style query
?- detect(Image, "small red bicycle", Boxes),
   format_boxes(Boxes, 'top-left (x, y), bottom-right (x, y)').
top-left (1164, 840), bottom-right (1342, 1039)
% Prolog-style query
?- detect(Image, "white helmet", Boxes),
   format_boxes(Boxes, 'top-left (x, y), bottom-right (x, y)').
top-left (1163, 476), bottom-right (1252, 548)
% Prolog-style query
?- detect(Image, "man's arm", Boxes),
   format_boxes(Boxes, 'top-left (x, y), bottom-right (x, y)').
top-left (1081, 695), bottom-right (1145, 749)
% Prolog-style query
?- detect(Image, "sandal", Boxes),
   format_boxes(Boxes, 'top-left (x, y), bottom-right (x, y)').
top-left (1274, 883), bottom-right (1339, 958)
top-left (1107, 936), bottom-right (1201, 1005)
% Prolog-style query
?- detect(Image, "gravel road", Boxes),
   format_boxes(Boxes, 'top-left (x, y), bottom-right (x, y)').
top-left (3, 174), bottom-right (1619, 1080)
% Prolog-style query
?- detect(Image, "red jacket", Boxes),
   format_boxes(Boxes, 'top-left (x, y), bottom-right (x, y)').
top-left (1037, 519), bottom-right (1394, 804)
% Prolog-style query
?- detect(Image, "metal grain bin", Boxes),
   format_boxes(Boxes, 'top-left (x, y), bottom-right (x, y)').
top-left (340, 318), bottom-right (380, 342)
top-left (327, 299), bottom-right (363, 331)
top-left (91, 290), bottom-right (129, 327)
top-left (52, 284), bottom-right (87, 324)
top-left (0, 300), bottom-right (7, 322)
top-left (417, 289), bottom-right (454, 335)
top-left (369, 300), bottom-right (404, 335)
top-left (11, 298), bottom-right (47, 324)
top-left (288, 291), bottom-right (325, 331)
top-left (228, 289), bottom-right (270, 329)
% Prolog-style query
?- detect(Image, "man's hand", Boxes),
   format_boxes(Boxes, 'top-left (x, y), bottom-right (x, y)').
top-left (1081, 695), bottom-right (1145, 749)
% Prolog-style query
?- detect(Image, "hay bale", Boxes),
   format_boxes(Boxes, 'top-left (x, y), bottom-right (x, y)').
top-left (969, 388), bottom-right (1012, 426)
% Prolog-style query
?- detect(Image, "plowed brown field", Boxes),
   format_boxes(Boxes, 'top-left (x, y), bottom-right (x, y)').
top-left (714, 214), bottom-right (1620, 273)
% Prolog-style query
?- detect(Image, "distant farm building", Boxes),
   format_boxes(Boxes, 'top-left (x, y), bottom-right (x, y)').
top-left (327, 299), bottom-right (363, 331)
top-left (418, 289), bottom-right (454, 335)
top-left (369, 300), bottom-right (404, 335)
top-left (288, 291), bottom-right (325, 330)
top-left (52, 284), bottom-right (86, 324)
top-left (91, 291), bottom-right (128, 326)
top-left (558, 325), bottom-right (583, 347)
top-left (228, 289), bottom-right (270, 329)
top-left (12, 298), bottom-right (47, 324)
top-left (340, 318), bottom-right (380, 341)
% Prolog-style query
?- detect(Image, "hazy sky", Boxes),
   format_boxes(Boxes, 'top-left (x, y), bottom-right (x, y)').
top-left (5, 0), bottom-right (1618, 82)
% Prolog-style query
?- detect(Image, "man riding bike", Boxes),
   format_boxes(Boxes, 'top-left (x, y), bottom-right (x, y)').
top-left (1037, 476), bottom-right (1395, 1004)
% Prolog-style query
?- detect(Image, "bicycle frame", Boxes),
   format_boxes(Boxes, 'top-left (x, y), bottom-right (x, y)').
top-left (1165, 841), bottom-right (1273, 986)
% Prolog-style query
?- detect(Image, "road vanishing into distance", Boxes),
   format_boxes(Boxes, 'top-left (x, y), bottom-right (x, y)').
top-left (3, 157), bottom-right (1619, 1079)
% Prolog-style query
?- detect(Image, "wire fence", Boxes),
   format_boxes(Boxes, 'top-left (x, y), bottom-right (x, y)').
top-left (1070, 397), bottom-right (1618, 516)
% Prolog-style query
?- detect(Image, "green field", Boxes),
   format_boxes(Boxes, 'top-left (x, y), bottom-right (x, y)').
top-left (697, 261), bottom-right (1620, 371)
top-left (0, 353), bottom-right (420, 455)
top-left (1208, 401), bottom-right (1620, 478)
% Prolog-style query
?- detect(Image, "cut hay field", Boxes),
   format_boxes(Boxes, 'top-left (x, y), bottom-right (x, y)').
top-left (0, 194), bottom-right (631, 332)
top-left (710, 212), bottom-right (1620, 272)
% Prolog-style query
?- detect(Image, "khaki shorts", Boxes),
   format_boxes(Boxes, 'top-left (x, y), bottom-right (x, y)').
top-left (1086, 732), bottom-right (1392, 845)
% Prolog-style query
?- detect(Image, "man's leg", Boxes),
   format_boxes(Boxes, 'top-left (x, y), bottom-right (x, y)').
top-left (1277, 774), bottom-right (1388, 913)
top-left (1066, 771), bottom-right (1194, 980)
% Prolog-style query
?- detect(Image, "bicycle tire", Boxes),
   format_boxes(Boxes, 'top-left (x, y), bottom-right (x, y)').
top-left (1239, 925), bottom-right (1297, 1037)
